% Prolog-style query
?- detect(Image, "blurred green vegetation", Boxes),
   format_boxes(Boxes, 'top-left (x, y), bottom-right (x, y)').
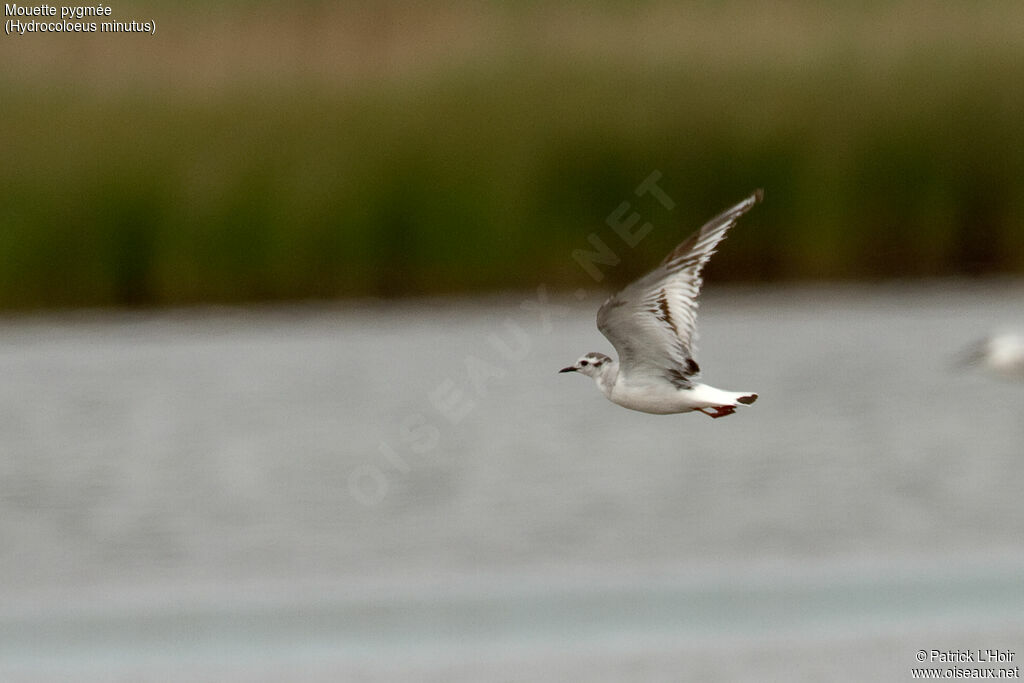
top-left (1, 1), bottom-right (1023, 308)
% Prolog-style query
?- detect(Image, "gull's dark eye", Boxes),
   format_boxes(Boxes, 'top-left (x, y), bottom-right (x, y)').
top-left (580, 360), bottom-right (589, 366)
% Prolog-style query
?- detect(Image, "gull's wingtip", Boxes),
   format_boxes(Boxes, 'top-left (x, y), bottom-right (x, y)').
top-left (752, 188), bottom-right (765, 203)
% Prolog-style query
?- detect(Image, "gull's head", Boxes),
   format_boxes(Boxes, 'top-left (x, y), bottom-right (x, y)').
top-left (559, 352), bottom-right (612, 378)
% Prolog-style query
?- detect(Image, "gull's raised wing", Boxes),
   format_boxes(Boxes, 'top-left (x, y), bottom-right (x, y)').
top-left (596, 190), bottom-right (763, 387)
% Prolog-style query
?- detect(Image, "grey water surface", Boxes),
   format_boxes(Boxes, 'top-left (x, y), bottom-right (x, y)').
top-left (1, 280), bottom-right (1023, 682)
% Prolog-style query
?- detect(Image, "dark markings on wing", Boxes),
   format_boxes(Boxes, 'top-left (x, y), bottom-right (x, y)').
top-left (654, 289), bottom-right (678, 338)
top-left (664, 361), bottom-right (699, 389)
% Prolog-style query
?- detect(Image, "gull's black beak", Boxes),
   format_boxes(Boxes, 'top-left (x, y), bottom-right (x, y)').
top-left (559, 366), bottom-right (577, 374)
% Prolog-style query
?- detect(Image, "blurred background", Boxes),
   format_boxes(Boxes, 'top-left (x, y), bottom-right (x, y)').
top-left (1, 1), bottom-right (1024, 681)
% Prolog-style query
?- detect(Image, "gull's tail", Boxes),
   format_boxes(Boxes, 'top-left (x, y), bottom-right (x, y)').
top-left (696, 391), bottom-right (758, 418)
top-left (690, 384), bottom-right (759, 408)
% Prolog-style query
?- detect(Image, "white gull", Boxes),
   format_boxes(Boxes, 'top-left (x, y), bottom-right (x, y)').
top-left (560, 190), bottom-right (762, 418)
top-left (959, 332), bottom-right (1024, 380)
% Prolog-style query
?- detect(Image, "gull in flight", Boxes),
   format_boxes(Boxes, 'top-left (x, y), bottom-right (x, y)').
top-left (560, 190), bottom-right (762, 418)
top-left (958, 332), bottom-right (1024, 380)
